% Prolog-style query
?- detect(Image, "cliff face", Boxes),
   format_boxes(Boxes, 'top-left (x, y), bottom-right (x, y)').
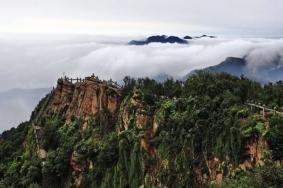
top-left (43, 76), bottom-right (121, 123)
top-left (34, 78), bottom-right (271, 187)
top-left (117, 89), bottom-right (162, 185)
top-left (30, 76), bottom-right (123, 187)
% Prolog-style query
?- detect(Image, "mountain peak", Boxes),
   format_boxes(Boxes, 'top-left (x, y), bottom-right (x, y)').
top-left (129, 35), bottom-right (188, 45)
top-left (32, 75), bottom-right (122, 124)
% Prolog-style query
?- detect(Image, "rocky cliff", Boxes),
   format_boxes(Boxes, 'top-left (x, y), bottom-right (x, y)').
top-left (36, 75), bottom-right (121, 124)
top-left (1, 72), bottom-right (283, 188)
top-left (27, 75), bottom-right (278, 187)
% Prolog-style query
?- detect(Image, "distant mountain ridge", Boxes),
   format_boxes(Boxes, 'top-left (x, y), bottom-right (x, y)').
top-left (129, 35), bottom-right (188, 45)
top-left (203, 57), bottom-right (247, 77)
top-left (188, 56), bottom-right (283, 83)
top-left (194, 34), bottom-right (216, 39)
top-left (129, 34), bottom-right (216, 45)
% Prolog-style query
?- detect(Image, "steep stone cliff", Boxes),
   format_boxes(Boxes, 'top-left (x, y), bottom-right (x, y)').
top-left (34, 79), bottom-right (272, 187)
top-left (40, 76), bottom-right (121, 124)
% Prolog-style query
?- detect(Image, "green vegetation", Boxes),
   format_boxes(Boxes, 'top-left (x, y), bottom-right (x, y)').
top-left (214, 163), bottom-right (283, 188)
top-left (266, 116), bottom-right (283, 160)
top-left (1, 72), bottom-right (283, 187)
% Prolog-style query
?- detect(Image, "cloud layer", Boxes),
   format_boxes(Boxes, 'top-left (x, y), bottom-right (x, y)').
top-left (0, 88), bottom-right (50, 132)
top-left (1, 35), bottom-right (283, 92)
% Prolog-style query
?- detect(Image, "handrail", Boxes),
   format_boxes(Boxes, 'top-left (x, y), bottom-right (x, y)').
top-left (61, 74), bottom-right (122, 88)
top-left (246, 102), bottom-right (283, 116)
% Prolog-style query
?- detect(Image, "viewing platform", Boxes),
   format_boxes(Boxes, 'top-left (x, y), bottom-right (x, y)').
top-left (60, 73), bottom-right (121, 88)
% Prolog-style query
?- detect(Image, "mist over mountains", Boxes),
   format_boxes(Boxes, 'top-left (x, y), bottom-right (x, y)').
top-left (1, 34), bottom-right (283, 131)
top-left (189, 56), bottom-right (283, 83)
top-left (0, 88), bottom-right (50, 132)
top-left (1, 34), bottom-right (283, 92)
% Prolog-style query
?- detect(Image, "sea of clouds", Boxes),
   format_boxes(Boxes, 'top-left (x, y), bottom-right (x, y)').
top-left (0, 34), bottom-right (283, 131)
top-left (1, 34), bottom-right (283, 91)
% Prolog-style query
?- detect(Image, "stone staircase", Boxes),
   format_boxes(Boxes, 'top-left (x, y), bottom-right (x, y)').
top-left (32, 91), bottom-right (54, 159)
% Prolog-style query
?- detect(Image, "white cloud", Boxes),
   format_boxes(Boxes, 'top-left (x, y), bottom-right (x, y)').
top-left (0, 35), bottom-right (283, 92)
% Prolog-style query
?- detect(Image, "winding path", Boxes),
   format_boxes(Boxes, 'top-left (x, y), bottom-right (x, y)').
top-left (32, 91), bottom-right (54, 160)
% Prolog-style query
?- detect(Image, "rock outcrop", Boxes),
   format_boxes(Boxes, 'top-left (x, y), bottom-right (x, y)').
top-left (240, 136), bottom-right (267, 170)
top-left (33, 75), bottom-right (122, 186)
top-left (42, 75), bottom-right (122, 123)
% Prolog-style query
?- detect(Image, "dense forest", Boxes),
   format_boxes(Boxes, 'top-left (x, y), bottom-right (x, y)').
top-left (1, 71), bottom-right (283, 188)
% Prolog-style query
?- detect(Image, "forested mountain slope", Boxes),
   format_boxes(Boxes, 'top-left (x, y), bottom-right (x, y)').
top-left (1, 72), bottom-right (283, 188)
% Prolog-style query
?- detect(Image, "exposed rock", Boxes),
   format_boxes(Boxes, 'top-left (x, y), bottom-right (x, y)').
top-left (37, 148), bottom-right (47, 159)
top-left (215, 173), bottom-right (223, 184)
top-left (74, 174), bottom-right (83, 188)
top-left (238, 135), bottom-right (267, 172)
top-left (239, 160), bottom-right (253, 171)
top-left (207, 158), bottom-right (222, 182)
top-left (118, 88), bottom-right (142, 131)
top-left (118, 89), bottom-right (156, 150)
top-left (70, 151), bottom-right (87, 173)
top-left (245, 136), bottom-right (267, 166)
top-left (42, 76), bottom-right (122, 124)
top-left (136, 109), bottom-right (152, 129)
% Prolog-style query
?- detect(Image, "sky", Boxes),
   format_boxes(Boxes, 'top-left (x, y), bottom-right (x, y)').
top-left (0, 0), bottom-right (283, 37)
